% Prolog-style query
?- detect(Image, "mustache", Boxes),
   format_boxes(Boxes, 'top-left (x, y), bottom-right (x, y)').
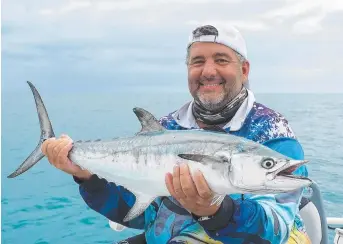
top-left (198, 76), bottom-right (226, 83)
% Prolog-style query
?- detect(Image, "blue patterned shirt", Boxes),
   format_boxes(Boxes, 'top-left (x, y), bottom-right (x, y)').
top-left (76, 92), bottom-right (310, 244)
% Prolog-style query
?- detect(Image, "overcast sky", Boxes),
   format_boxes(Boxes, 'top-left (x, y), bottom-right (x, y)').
top-left (2, 0), bottom-right (343, 93)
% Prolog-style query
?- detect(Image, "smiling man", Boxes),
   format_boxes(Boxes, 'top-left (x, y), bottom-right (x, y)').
top-left (42, 24), bottom-right (311, 243)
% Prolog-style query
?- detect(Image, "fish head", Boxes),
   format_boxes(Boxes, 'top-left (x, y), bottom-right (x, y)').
top-left (225, 153), bottom-right (312, 194)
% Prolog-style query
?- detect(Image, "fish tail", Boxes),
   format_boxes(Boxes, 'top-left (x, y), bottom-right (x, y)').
top-left (7, 81), bottom-right (55, 178)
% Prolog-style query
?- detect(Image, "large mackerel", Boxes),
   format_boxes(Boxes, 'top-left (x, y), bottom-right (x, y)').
top-left (8, 81), bottom-right (311, 223)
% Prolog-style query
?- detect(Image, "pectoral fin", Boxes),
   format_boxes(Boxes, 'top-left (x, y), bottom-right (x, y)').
top-left (178, 154), bottom-right (228, 165)
top-left (123, 193), bottom-right (156, 222)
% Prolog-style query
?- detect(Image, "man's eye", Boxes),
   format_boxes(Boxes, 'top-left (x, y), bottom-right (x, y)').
top-left (191, 60), bottom-right (204, 65)
top-left (216, 59), bottom-right (229, 63)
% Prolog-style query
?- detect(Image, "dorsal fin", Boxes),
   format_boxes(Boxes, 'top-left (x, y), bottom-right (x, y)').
top-left (133, 107), bottom-right (166, 135)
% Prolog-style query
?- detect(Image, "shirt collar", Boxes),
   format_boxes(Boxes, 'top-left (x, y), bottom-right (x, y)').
top-left (171, 89), bottom-right (256, 131)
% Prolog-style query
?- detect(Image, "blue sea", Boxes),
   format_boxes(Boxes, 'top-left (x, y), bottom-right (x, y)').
top-left (2, 87), bottom-right (343, 243)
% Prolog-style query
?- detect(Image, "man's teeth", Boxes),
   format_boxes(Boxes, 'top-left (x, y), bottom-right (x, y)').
top-left (201, 83), bottom-right (222, 87)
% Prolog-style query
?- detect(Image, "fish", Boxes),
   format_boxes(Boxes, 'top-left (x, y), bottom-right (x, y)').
top-left (7, 81), bottom-right (312, 224)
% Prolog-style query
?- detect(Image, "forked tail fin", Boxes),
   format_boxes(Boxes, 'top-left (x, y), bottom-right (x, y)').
top-left (7, 81), bottom-right (55, 178)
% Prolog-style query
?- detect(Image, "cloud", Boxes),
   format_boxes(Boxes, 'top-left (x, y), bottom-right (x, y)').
top-left (261, 0), bottom-right (343, 34)
top-left (187, 20), bottom-right (270, 32)
top-left (2, 0), bottom-right (343, 93)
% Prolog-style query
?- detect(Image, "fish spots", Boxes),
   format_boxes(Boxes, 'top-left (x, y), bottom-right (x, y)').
top-left (74, 139), bottom-right (102, 144)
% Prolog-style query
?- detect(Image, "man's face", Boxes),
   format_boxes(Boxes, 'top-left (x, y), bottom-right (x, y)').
top-left (187, 42), bottom-right (249, 111)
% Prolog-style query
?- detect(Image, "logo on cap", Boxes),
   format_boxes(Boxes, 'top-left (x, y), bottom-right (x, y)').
top-left (192, 25), bottom-right (219, 38)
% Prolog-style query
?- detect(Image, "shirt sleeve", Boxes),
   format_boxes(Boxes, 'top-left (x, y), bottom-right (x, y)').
top-left (196, 137), bottom-right (309, 243)
top-left (74, 174), bottom-right (146, 230)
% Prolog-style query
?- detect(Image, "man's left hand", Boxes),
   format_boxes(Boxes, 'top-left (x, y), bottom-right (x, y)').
top-left (165, 163), bottom-right (220, 217)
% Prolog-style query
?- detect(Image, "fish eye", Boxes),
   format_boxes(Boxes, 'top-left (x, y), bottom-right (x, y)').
top-left (261, 158), bottom-right (276, 169)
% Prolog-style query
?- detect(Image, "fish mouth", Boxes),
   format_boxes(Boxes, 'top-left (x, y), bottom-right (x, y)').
top-left (276, 173), bottom-right (310, 180)
top-left (261, 159), bottom-right (312, 192)
top-left (271, 159), bottom-right (310, 180)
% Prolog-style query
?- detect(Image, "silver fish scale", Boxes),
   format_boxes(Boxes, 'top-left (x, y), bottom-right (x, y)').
top-left (73, 131), bottom-right (222, 158)
top-left (69, 129), bottom-right (286, 170)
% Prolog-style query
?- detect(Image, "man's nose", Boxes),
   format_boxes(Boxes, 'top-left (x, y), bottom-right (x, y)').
top-left (201, 61), bottom-right (217, 79)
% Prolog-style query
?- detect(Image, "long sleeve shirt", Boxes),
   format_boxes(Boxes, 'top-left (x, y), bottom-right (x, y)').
top-left (75, 100), bottom-right (311, 244)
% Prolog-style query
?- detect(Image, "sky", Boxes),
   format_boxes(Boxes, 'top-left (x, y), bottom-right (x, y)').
top-left (2, 0), bottom-right (343, 93)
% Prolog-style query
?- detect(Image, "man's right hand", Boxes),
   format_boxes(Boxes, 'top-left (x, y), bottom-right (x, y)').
top-left (41, 134), bottom-right (92, 180)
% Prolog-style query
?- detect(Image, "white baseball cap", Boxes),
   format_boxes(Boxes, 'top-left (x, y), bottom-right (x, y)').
top-left (187, 24), bottom-right (248, 60)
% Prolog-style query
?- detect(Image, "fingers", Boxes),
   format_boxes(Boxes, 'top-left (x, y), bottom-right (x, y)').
top-left (40, 134), bottom-right (91, 179)
top-left (165, 173), bottom-right (176, 196)
top-left (42, 134), bottom-right (71, 155)
top-left (41, 137), bottom-right (55, 155)
top-left (44, 138), bottom-right (58, 164)
top-left (54, 140), bottom-right (72, 168)
top-left (42, 138), bottom-right (56, 164)
top-left (179, 163), bottom-right (198, 198)
top-left (172, 165), bottom-right (187, 200)
top-left (168, 165), bottom-right (212, 200)
top-left (165, 165), bottom-right (219, 216)
top-left (41, 134), bottom-right (73, 169)
top-left (60, 134), bottom-right (72, 140)
top-left (48, 140), bottom-right (68, 168)
top-left (59, 141), bottom-right (73, 165)
top-left (52, 139), bottom-right (68, 162)
top-left (193, 170), bottom-right (213, 199)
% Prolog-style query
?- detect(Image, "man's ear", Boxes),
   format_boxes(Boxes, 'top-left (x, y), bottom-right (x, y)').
top-left (241, 60), bottom-right (250, 85)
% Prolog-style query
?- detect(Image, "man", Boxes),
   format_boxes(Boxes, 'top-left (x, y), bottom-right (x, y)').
top-left (42, 24), bottom-right (311, 243)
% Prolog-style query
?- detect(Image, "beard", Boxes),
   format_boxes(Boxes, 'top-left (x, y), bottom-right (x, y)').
top-left (195, 89), bottom-right (229, 111)
top-left (194, 77), bottom-right (240, 112)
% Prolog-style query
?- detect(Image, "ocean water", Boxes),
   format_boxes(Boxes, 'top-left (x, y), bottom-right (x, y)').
top-left (2, 87), bottom-right (343, 243)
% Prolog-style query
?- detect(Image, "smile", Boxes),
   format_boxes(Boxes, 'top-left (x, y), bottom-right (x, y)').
top-left (200, 82), bottom-right (224, 87)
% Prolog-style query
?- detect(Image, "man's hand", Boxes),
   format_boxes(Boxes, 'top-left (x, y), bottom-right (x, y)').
top-left (165, 163), bottom-right (220, 217)
top-left (41, 134), bottom-right (92, 180)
